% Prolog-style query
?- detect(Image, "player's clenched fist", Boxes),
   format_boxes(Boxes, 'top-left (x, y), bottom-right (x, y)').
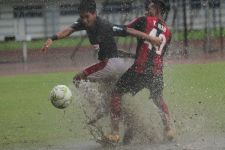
top-left (41, 38), bottom-right (53, 52)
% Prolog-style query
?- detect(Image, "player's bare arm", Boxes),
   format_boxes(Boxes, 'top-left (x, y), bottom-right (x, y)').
top-left (112, 25), bottom-right (161, 47)
top-left (41, 27), bottom-right (75, 52)
top-left (126, 27), bottom-right (162, 46)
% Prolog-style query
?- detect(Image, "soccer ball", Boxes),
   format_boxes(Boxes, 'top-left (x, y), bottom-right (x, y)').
top-left (49, 85), bottom-right (72, 109)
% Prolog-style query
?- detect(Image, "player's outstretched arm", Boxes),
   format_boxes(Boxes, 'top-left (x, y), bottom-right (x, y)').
top-left (112, 24), bottom-right (161, 46)
top-left (126, 27), bottom-right (161, 46)
top-left (41, 27), bottom-right (75, 52)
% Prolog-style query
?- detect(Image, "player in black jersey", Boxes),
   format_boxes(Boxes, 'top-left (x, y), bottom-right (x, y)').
top-left (41, 0), bottom-right (154, 83)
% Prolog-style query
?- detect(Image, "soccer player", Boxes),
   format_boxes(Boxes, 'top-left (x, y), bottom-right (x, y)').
top-left (106, 0), bottom-right (174, 143)
top-left (41, 0), bottom-right (160, 124)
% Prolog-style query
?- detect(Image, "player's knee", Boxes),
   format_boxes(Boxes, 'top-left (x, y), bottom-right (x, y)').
top-left (73, 73), bottom-right (84, 81)
top-left (73, 72), bottom-right (86, 87)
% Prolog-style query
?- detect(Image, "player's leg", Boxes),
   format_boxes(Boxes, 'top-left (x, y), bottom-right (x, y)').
top-left (122, 74), bottom-right (147, 145)
top-left (73, 60), bottom-right (108, 86)
top-left (87, 81), bottom-right (113, 125)
top-left (86, 58), bottom-right (133, 81)
top-left (73, 57), bottom-right (133, 85)
top-left (73, 60), bottom-right (109, 125)
top-left (122, 110), bottom-right (135, 145)
top-left (107, 69), bottom-right (144, 143)
top-left (74, 58), bottom-right (133, 124)
top-left (87, 58), bottom-right (133, 123)
top-left (148, 74), bottom-right (174, 141)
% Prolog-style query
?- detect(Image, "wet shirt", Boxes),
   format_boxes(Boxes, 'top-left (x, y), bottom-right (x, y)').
top-left (127, 16), bottom-right (172, 75)
top-left (71, 17), bottom-right (118, 61)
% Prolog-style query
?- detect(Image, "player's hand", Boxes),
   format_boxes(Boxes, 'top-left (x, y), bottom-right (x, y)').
top-left (41, 38), bottom-right (53, 52)
top-left (146, 36), bottom-right (162, 47)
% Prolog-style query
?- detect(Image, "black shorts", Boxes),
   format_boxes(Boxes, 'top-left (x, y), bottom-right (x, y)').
top-left (115, 68), bottom-right (163, 98)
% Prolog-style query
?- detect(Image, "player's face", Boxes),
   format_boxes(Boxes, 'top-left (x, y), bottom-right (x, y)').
top-left (145, 2), bottom-right (157, 16)
top-left (80, 11), bottom-right (97, 27)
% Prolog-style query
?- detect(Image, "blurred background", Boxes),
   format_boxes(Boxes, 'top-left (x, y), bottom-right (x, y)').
top-left (0, 0), bottom-right (224, 74)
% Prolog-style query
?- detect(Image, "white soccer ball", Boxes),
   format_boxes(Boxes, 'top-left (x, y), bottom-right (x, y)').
top-left (49, 85), bottom-right (72, 109)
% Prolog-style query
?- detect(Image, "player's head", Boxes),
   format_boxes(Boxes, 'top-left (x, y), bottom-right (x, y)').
top-left (145, 0), bottom-right (170, 18)
top-left (78, 0), bottom-right (97, 27)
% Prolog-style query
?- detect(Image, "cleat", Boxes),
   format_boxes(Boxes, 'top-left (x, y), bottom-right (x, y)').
top-left (96, 135), bottom-right (120, 147)
top-left (104, 134), bottom-right (120, 143)
top-left (164, 127), bottom-right (175, 141)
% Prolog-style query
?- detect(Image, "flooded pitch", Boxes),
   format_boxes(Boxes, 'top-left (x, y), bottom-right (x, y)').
top-left (2, 135), bottom-right (225, 150)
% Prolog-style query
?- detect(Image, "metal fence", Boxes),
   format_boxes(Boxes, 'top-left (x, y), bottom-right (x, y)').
top-left (169, 0), bottom-right (224, 57)
top-left (0, 0), bottom-right (224, 57)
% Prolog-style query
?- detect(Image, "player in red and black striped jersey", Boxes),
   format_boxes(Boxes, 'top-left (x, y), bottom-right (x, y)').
top-left (106, 0), bottom-right (175, 143)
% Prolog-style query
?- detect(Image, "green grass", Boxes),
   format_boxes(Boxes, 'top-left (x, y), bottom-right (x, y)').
top-left (0, 37), bottom-right (90, 51)
top-left (0, 62), bottom-right (225, 146)
top-left (0, 37), bottom-right (135, 51)
top-left (1, 28), bottom-right (224, 51)
top-left (0, 72), bottom-right (89, 146)
top-left (164, 62), bottom-right (225, 134)
top-left (173, 28), bottom-right (225, 41)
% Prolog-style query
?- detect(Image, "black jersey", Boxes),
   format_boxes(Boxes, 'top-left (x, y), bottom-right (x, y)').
top-left (71, 17), bottom-right (118, 61)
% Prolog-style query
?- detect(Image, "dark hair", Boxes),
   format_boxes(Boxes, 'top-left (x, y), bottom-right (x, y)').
top-left (78, 0), bottom-right (96, 13)
top-left (145, 0), bottom-right (170, 15)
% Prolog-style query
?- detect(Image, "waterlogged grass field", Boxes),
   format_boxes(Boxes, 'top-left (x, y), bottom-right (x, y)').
top-left (0, 61), bottom-right (225, 147)
top-left (164, 62), bottom-right (225, 136)
top-left (0, 73), bottom-right (88, 146)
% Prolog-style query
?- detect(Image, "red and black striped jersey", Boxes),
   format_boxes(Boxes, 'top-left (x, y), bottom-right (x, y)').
top-left (127, 16), bottom-right (172, 75)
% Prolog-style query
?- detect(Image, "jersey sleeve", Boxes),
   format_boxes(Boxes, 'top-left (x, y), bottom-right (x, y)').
top-left (112, 16), bottom-right (146, 37)
top-left (126, 16), bottom-right (146, 32)
top-left (112, 24), bottom-right (128, 36)
top-left (70, 18), bottom-right (85, 31)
